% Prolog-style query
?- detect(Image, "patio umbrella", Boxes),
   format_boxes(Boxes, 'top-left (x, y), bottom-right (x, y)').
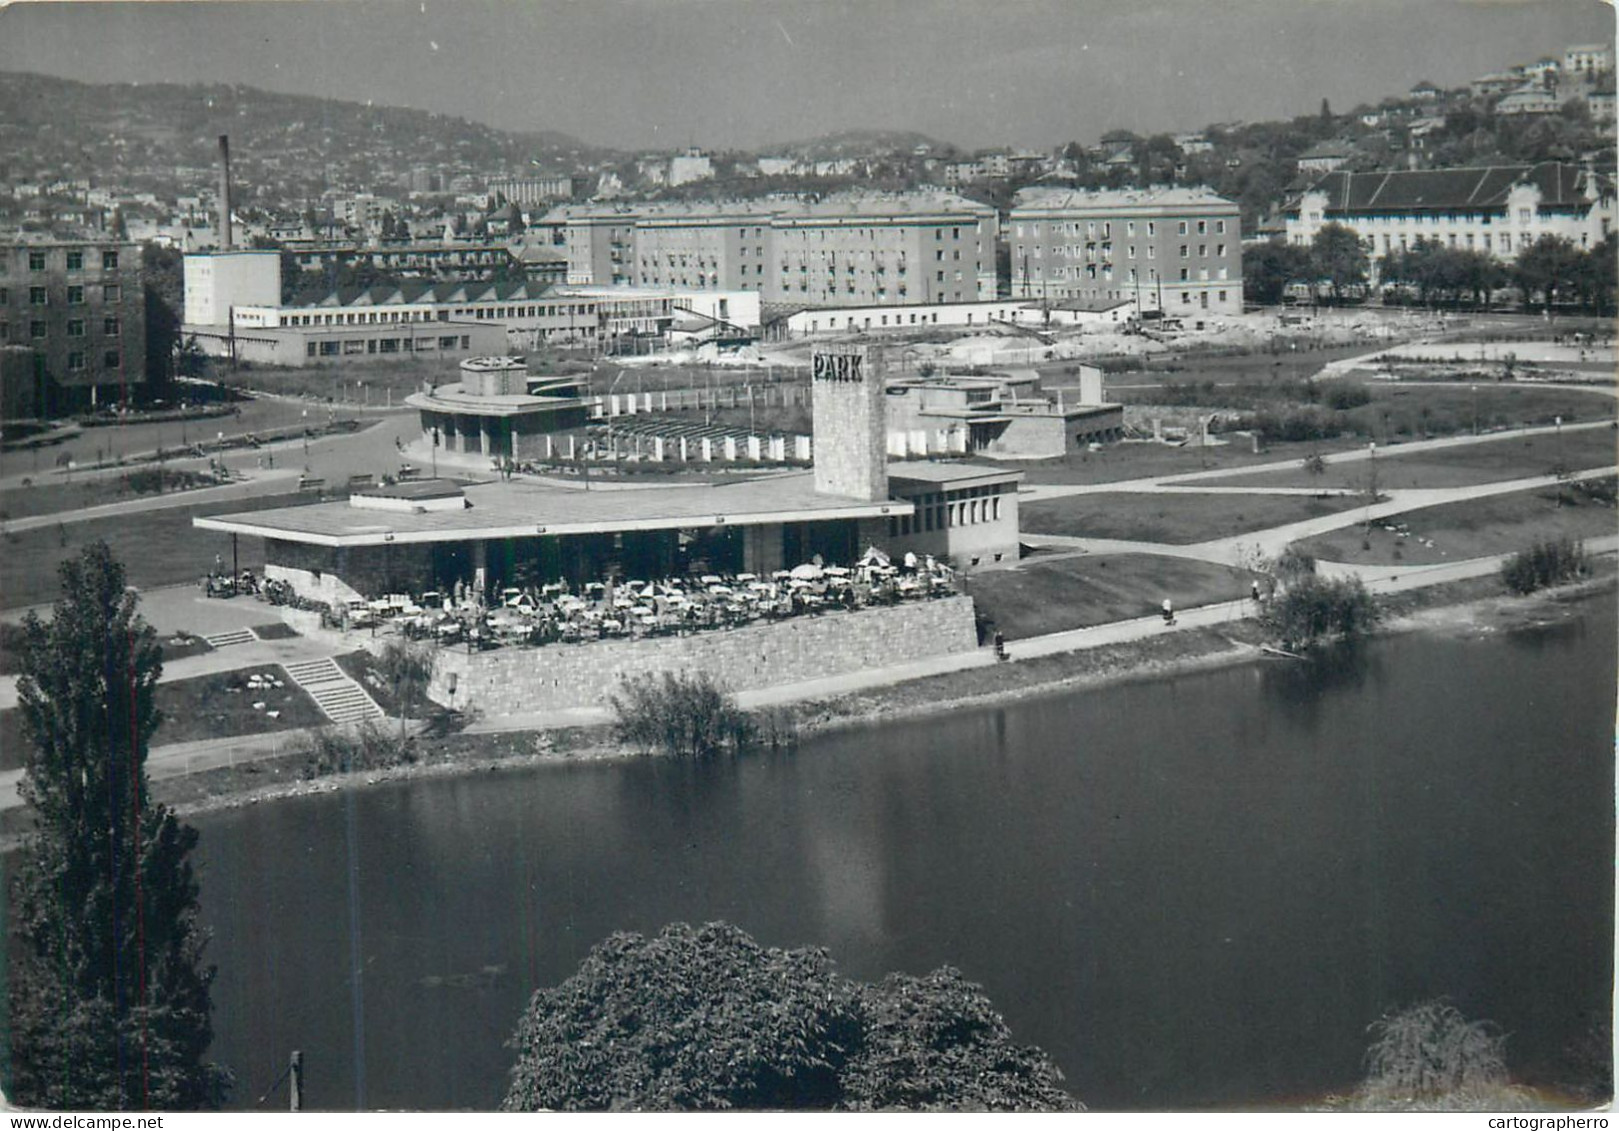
top-left (790, 563), bottom-right (822, 581)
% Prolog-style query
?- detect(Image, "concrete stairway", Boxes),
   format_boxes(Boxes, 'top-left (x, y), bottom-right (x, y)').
top-left (203, 627), bottom-right (258, 648)
top-left (282, 657), bottom-right (385, 725)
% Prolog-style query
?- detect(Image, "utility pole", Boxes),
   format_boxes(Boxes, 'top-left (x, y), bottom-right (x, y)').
top-left (289, 1050), bottom-right (303, 1112)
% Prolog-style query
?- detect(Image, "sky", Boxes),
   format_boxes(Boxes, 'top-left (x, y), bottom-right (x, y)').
top-left (0, 0), bottom-right (1613, 152)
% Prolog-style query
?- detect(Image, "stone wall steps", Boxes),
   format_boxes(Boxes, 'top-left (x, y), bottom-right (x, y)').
top-left (283, 657), bottom-right (386, 725)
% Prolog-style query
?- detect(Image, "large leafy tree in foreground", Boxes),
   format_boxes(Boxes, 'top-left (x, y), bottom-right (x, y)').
top-left (7, 543), bottom-right (231, 1110)
top-left (503, 921), bottom-right (1078, 1112)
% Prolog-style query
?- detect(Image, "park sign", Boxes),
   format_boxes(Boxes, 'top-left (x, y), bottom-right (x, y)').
top-left (812, 349), bottom-right (865, 384)
top-left (810, 344), bottom-right (887, 502)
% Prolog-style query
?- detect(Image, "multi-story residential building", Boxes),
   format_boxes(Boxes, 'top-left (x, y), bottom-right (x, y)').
top-left (1564, 43), bottom-right (1614, 75)
top-left (0, 239), bottom-right (147, 415)
top-left (769, 194), bottom-right (997, 305)
top-left (633, 202), bottom-right (777, 293)
top-left (537, 193), bottom-right (997, 305)
top-left (1007, 187), bottom-right (1244, 317)
top-left (1283, 163), bottom-right (1614, 279)
top-left (530, 204), bottom-right (639, 285)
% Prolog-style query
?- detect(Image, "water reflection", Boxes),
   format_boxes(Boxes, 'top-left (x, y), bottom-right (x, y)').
top-left (189, 593), bottom-right (1616, 1111)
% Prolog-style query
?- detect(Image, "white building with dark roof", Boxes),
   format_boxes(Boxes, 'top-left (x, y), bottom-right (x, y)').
top-left (1284, 162), bottom-right (1614, 276)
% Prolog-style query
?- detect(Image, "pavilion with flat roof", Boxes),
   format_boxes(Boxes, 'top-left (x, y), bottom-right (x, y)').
top-left (195, 344), bottom-right (1025, 606)
top-left (196, 472), bottom-right (916, 606)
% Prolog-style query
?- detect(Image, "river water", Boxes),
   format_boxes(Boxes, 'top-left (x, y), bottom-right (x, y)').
top-left (195, 593), bottom-right (1616, 1111)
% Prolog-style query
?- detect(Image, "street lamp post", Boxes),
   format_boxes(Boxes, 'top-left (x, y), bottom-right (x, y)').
top-left (1554, 415), bottom-right (1565, 508)
top-left (1471, 384), bottom-right (1478, 436)
top-left (1365, 442), bottom-right (1378, 530)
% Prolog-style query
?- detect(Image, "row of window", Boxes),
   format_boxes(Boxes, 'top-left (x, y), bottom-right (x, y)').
top-left (0, 342), bottom-right (125, 370)
top-left (308, 334), bottom-right (474, 358)
top-left (278, 302), bottom-right (605, 328)
top-left (1306, 208), bottom-right (1552, 228)
top-left (4, 284), bottom-right (124, 306)
top-left (1015, 218), bottom-right (1229, 239)
top-left (2, 317), bottom-right (119, 339)
top-left (12, 249), bottom-right (121, 273)
top-left (888, 487), bottom-right (1005, 537)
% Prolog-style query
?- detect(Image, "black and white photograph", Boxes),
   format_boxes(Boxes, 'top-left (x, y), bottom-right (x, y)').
top-left (0, 0), bottom-right (1614, 1116)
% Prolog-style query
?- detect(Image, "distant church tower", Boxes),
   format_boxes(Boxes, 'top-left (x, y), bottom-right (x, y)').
top-left (811, 344), bottom-right (888, 501)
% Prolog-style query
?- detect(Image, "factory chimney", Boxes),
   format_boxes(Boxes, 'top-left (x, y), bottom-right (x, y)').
top-left (217, 134), bottom-right (234, 250)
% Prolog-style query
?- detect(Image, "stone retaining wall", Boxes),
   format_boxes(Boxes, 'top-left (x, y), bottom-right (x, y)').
top-left (427, 595), bottom-right (978, 716)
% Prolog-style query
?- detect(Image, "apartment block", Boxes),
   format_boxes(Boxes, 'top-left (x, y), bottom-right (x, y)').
top-left (1008, 187), bottom-right (1243, 317)
top-left (0, 239), bottom-right (148, 415)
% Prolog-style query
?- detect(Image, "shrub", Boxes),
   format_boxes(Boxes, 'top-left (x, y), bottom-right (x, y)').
top-left (609, 670), bottom-right (754, 759)
top-left (298, 721), bottom-right (416, 780)
top-left (1262, 574), bottom-right (1381, 650)
top-left (1500, 537), bottom-right (1588, 595)
top-left (1323, 383), bottom-right (1372, 410)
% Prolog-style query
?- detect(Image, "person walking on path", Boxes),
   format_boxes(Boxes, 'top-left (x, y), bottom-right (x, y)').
top-left (1161, 598), bottom-right (1175, 625)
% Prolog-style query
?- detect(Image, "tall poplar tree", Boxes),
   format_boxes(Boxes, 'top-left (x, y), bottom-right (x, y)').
top-left (7, 543), bottom-right (231, 1110)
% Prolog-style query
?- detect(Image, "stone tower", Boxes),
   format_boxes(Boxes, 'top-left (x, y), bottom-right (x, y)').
top-left (811, 344), bottom-right (888, 501)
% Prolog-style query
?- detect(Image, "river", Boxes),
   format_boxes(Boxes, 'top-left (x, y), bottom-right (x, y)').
top-left (195, 592), bottom-right (1616, 1111)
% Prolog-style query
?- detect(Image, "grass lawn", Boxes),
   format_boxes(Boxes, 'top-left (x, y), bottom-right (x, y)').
top-left (0, 492), bottom-right (324, 611)
top-left (1297, 482), bottom-right (1619, 566)
top-left (0, 663), bottom-right (326, 771)
top-left (969, 552), bottom-right (1258, 639)
top-left (1021, 491), bottom-right (1366, 545)
top-left (1, 469), bottom-right (223, 521)
top-left (1195, 427), bottom-right (1618, 492)
top-left (1095, 341), bottom-right (1390, 392)
top-left (1013, 435), bottom-right (1367, 486)
top-left (0, 622), bottom-right (212, 675)
top-left (1346, 383), bottom-right (1615, 440)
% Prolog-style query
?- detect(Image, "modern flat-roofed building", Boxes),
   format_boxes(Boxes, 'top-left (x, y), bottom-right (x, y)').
top-left (1283, 162), bottom-right (1614, 276)
top-left (183, 249), bottom-right (281, 326)
top-left (1, 239), bottom-right (148, 415)
top-left (406, 356), bottom-right (591, 463)
top-left (195, 345), bottom-right (1023, 608)
top-left (1008, 187), bottom-right (1243, 318)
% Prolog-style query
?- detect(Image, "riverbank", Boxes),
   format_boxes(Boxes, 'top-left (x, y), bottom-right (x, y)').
top-left (0, 562), bottom-right (1593, 846)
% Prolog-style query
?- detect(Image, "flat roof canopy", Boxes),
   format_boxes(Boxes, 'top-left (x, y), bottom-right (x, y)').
top-left (196, 471), bottom-right (914, 548)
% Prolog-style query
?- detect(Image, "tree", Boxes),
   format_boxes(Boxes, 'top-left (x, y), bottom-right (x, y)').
top-left (8, 544), bottom-right (231, 1110)
top-left (504, 922), bottom-right (1078, 1112)
top-left (1336, 1000), bottom-right (1530, 1111)
top-left (1513, 234), bottom-right (1582, 310)
top-left (1243, 239), bottom-right (1315, 304)
top-left (376, 637), bottom-right (433, 734)
top-left (1310, 222), bottom-right (1369, 303)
